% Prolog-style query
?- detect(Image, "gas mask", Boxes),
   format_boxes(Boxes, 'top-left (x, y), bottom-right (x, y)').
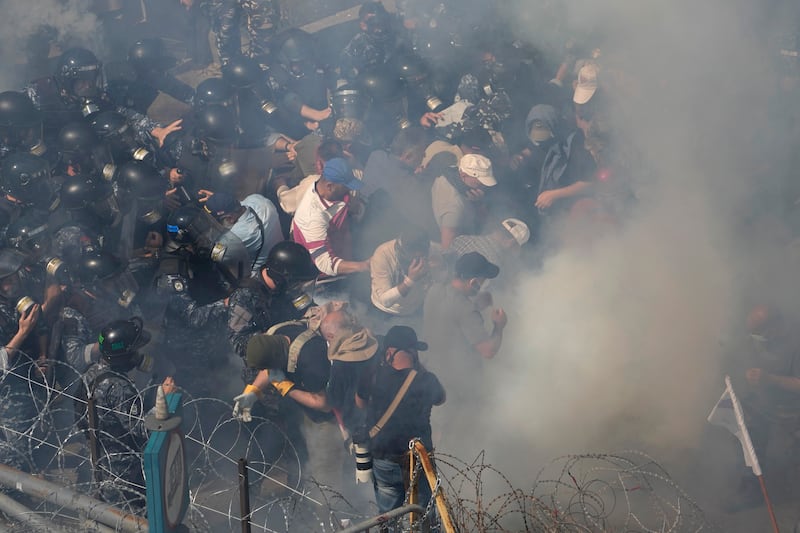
top-left (285, 279), bottom-right (316, 312)
top-left (105, 124), bottom-right (155, 169)
top-left (364, 13), bottom-right (392, 45)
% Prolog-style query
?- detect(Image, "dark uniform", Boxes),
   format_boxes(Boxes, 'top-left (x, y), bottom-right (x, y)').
top-left (82, 317), bottom-right (158, 507)
top-left (24, 81), bottom-right (159, 151)
top-left (162, 290), bottom-right (230, 397)
top-left (81, 362), bottom-right (148, 506)
top-left (200, 0), bottom-right (281, 65)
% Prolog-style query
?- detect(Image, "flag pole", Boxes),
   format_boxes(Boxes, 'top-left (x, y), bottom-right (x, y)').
top-left (757, 475), bottom-right (780, 533)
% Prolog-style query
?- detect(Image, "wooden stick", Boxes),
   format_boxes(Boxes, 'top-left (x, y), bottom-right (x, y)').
top-left (412, 441), bottom-right (457, 533)
top-left (757, 475), bottom-right (780, 533)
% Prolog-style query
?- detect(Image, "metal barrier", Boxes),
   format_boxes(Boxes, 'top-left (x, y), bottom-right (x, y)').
top-left (0, 354), bottom-right (719, 531)
top-left (338, 504), bottom-right (425, 533)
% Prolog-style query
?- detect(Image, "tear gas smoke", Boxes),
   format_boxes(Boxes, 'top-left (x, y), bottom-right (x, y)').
top-left (457, 0), bottom-right (799, 497)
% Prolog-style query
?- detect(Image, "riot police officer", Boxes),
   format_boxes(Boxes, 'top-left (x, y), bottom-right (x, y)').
top-left (0, 153), bottom-right (60, 226)
top-left (120, 39), bottom-right (196, 112)
top-left (268, 29), bottom-right (333, 141)
top-left (180, 0), bottom-right (281, 66)
top-left (339, 1), bottom-right (410, 83)
top-left (24, 47), bottom-right (180, 153)
top-left (0, 91), bottom-right (46, 160)
top-left (158, 104), bottom-right (239, 195)
top-left (82, 317), bottom-right (157, 507)
top-left (56, 120), bottom-right (113, 178)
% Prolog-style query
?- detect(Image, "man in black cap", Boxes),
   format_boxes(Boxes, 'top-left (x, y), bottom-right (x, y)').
top-left (355, 325), bottom-right (445, 516)
top-left (422, 251), bottom-right (506, 456)
top-left (423, 251), bottom-right (507, 367)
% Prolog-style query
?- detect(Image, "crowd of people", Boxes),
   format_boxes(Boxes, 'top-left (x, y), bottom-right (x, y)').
top-left (0, 0), bottom-right (799, 526)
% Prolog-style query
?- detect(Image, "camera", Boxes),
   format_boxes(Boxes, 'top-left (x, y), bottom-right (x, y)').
top-left (352, 429), bottom-right (373, 484)
top-left (354, 441), bottom-right (373, 484)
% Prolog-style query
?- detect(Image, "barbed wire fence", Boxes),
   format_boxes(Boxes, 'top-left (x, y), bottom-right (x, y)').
top-left (0, 354), bottom-right (720, 532)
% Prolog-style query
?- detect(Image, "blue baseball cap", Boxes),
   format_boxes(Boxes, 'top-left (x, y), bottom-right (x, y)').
top-left (321, 157), bottom-right (362, 191)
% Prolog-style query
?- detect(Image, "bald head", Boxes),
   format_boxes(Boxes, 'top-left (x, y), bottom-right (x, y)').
top-left (320, 308), bottom-right (359, 342)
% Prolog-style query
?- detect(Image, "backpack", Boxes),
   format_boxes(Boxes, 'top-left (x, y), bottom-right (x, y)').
top-left (266, 319), bottom-right (321, 373)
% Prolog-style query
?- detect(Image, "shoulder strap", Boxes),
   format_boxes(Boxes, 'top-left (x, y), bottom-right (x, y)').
top-left (368, 370), bottom-right (417, 439)
top-left (266, 319), bottom-right (319, 373)
top-left (247, 206), bottom-right (266, 272)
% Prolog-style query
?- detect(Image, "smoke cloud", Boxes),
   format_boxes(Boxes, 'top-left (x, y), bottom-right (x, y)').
top-left (443, 0), bottom-right (800, 508)
top-left (0, 0), bottom-right (102, 89)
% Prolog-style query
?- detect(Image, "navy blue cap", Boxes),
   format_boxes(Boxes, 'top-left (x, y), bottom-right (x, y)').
top-left (321, 157), bottom-right (362, 191)
top-left (205, 192), bottom-right (239, 217)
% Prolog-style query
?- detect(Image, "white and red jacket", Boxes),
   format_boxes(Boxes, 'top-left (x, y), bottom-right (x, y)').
top-left (291, 181), bottom-right (351, 276)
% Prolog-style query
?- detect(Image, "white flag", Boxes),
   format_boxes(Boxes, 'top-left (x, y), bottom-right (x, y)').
top-left (707, 375), bottom-right (762, 476)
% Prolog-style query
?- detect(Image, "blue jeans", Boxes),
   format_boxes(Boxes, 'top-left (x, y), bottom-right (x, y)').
top-left (372, 457), bottom-right (432, 514)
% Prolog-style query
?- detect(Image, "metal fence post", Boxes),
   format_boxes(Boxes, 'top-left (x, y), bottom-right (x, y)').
top-left (238, 458), bottom-right (251, 533)
top-left (86, 396), bottom-right (101, 483)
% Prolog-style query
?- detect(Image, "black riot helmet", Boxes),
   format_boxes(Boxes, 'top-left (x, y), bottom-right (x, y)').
top-left (6, 210), bottom-right (51, 258)
top-left (193, 105), bottom-right (237, 144)
top-left (166, 205), bottom-right (199, 245)
top-left (58, 120), bottom-right (98, 158)
top-left (58, 121), bottom-right (115, 180)
top-left (114, 160), bottom-right (164, 198)
top-left (0, 153), bottom-right (58, 210)
top-left (358, 69), bottom-right (405, 103)
top-left (128, 38), bottom-right (176, 74)
top-left (114, 160), bottom-right (166, 224)
top-left (98, 316), bottom-right (151, 370)
top-left (194, 78), bottom-right (234, 108)
top-left (221, 57), bottom-right (278, 115)
top-left (77, 251), bottom-right (140, 309)
top-left (222, 55), bottom-right (264, 88)
top-left (77, 251), bottom-right (123, 285)
top-left (262, 241), bottom-right (318, 312)
top-left (90, 110), bottom-right (153, 167)
top-left (60, 174), bottom-right (111, 209)
top-left (262, 241), bottom-right (318, 291)
top-left (0, 249), bottom-right (26, 301)
top-left (393, 51), bottom-right (444, 112)
top-left (60, 173), bottom-right (122, 226)
top-left (89, 110), bottom-right (129, 140)
top-left (331, 85), bottom-right (368, 121)
top-left (56, 47), bottom-right (103, 98)
top-left (165, 205), bottom-right (224, 252)
top-left (0, 91), bottom-right (44, 157)
top-left (275, 29), bottom-right (317, 78)
top-left (0, 249), bottom-right (26, 280)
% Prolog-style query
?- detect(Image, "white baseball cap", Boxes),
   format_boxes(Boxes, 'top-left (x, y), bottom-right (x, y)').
top-left (458, 154), bottom-right (496, 187)
top-left (501, 218), bottom-right (530, 246)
